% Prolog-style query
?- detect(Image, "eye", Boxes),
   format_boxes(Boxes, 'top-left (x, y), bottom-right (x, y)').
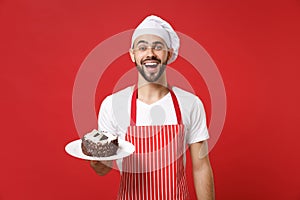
top-left (137, 45), bottom-right (147, 51)
top-left (153, 45), bottom-right (163, 51)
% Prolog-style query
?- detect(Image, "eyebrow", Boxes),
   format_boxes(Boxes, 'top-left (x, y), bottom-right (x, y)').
top-left (136, 40), bottom-right (166, 46)
top-left (152, 41), bottom-right (165, 46)
top-left (136, 40), bottom-right (149, 45)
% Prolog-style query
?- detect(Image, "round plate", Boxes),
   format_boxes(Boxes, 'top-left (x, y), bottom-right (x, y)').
top-left (65, 139), bottom-right (135, 161)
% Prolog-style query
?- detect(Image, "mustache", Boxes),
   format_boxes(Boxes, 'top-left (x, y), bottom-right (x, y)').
top-left (140, 56), bottom-right (161, 65)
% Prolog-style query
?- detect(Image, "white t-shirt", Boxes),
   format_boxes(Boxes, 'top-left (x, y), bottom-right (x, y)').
top-left (98, 86), bottom-right (209, 144)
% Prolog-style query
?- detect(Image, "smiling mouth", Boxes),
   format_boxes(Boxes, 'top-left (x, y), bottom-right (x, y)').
top-left (143, 62), bottom-right (159, 68)
top-left (142, 58), bottom-right (160, 68)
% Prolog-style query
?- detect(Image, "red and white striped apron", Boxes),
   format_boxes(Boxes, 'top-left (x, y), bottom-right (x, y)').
top-left (118, 88), bottom-right (190, 200)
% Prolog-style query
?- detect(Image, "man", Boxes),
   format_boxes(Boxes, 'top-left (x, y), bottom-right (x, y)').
top-left (91, 15), bottom-right (215, 200)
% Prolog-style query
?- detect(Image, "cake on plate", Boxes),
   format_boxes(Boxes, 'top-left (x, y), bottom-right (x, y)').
top-left (81, 129), bottom-right (119, 157)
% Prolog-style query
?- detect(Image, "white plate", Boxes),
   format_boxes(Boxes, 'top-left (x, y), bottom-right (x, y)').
top-left (65, 139), bottom-right (135, 161)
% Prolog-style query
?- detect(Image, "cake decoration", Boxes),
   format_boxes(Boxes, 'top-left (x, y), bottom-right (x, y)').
top-left (81, 129), bottom-right (119, 157)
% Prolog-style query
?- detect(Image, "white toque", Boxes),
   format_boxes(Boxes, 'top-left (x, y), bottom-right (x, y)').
top-left (131, 15), bottom-right (180, 64)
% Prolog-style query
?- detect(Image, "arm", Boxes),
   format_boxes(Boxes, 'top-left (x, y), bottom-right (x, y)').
top-left (190, 140), bottom-right (215, 200)
top-left (90, 96), bottom-right (116, 176)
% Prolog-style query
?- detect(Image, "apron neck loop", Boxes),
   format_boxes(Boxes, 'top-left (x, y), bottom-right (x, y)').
top-left (130, 86), bottom-right (182, 126)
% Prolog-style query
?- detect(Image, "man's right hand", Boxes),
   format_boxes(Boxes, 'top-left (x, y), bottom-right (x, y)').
top-left (90, 160), bottom-right (112, 176)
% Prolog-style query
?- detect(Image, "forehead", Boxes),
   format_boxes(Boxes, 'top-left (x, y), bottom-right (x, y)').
top-left (133, 34), bottom-right (166, 45)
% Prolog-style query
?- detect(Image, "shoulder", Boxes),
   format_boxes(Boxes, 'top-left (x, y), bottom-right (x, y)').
top-left (100, 86), bottom-right (133, 111)
top-left (172, 86), bottom-right (203, 106)
top-left (102, 86), bottom-right (133, 103)
top-left (172, 86), bottom-right (206, 118)
top-left (106, 86), bottom-right (133, 99)
top-left (112, 86), bottom-right (134, 97)
top-left (172, 87), bottom-right (197, 97)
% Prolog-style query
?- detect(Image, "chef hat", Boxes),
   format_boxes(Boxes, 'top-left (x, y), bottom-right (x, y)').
top-left (131, 15), bottom-right (180, 64)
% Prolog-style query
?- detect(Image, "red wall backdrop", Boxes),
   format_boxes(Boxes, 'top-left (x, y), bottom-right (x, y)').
top-left (1, 0), bottom-right (300, 199)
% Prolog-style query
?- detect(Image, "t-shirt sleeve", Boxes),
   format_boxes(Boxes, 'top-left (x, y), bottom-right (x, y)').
top-left (186, 97), bottom-right (209, 144)
top-left (97, 96), bottom-right (118, 134)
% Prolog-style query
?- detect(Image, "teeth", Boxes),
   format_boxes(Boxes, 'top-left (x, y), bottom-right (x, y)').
top-left (144, 63), bottom-right (158, 66)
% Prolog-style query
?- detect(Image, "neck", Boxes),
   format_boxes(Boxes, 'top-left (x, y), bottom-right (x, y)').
top-left (137, 74), bottom-right (169, 104)
top-left (137, 71), bottom-right (168, 88)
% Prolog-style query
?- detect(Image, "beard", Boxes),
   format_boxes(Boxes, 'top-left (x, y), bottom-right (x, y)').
top-left (135, 56), bottom-right (167, 82)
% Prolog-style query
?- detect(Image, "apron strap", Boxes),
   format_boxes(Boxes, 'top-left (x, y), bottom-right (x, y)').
top-left (130, 87), bottom-right (182, 125)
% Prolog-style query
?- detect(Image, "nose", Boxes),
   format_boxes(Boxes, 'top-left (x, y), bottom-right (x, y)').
top-left (145, 46), bottom-right (156, 57)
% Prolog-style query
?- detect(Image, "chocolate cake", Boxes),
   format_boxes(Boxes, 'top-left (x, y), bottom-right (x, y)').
top-left (81, 129), bottom-right (119, 157)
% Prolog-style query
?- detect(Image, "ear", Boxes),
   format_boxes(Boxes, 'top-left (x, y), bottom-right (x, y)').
top-left (167, 48), bottom-right (174, 62)
top-left (129, 49), bottom-right (135, 63)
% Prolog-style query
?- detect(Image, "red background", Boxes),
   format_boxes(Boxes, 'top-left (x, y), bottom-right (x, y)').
top-left (1, 0), bottom-right (300, 199)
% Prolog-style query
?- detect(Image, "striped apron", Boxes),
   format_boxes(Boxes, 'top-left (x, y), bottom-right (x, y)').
top-left (117, 88), bottom-right (190, 200)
